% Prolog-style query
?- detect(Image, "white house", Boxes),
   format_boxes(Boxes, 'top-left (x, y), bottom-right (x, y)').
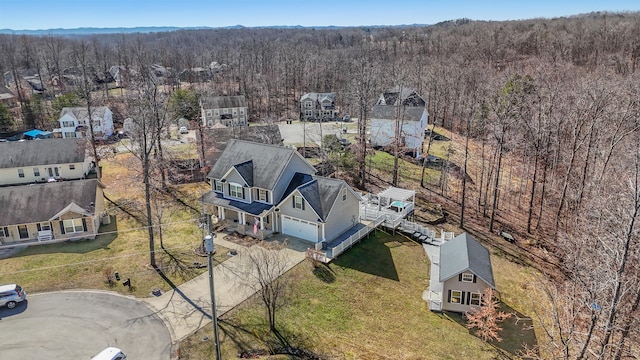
top-left (54, 106), bottom-right (114, 140)
top-left (370, 86), bottom-right (428, 157)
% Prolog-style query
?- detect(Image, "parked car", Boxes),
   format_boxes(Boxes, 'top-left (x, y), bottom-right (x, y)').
top-left (0, 284), bottom-right (26, 309)
top-left (343, 115), bottom-right (351, 122)
top-left (91, 347), bottom-right (127, 360)
top-left (179, 126), bottom-right (189, 134)
top-left (338, 138), bottom-right (351, 147)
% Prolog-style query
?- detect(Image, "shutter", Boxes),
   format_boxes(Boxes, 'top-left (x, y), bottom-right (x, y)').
top-left (2, 227), bottom-right (7, 237)
top-left (292, 198), bottom-right (295, 208)
top-left (447, 290), bottom-right (451, 303)
top-left (242, 187), bottom-right (245, 199)
top-left (302, 199), bottom-right (305, 210)
top-left (461, 292), bottom-right (466, 305)
top-left (60, 221), bottom-right (65, 234)
top-left (466, 293), bottom-right (471, 305)
top-left (473, 275), bottom-right (477, 283)
top-left (228, 184), bottom-right (231, 194)
top-left (82, 218), bottom-right (87, 232)
top-left (37, 223), bottom-right (41, 231)
top-left (458, 274), bottom-right (463, 281)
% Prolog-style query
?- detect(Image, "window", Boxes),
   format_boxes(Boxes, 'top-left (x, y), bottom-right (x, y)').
top-left (470, 292), bottom-right (481, 306)
top-left (18, 169), bottom-right (24, 178)
top-left (229, 183), bottom-right (243, 198)
top-left (213, 109), bottom-right (219, 116)
top-left (461, 273), bottom-right (474, 283)
top-left (207, 110), bottom-right (212, 116)
top-left (69, 164), bottom-right (76, 170)
top-left (223, 108), bottom-right (228, 114)
top-left (214, 180), bottom-right (223, 192)
top-left (62, 120), bottom-right (74, 127)
top-left (0, 227), bottom-right (8, 237)
top-left (258, 189), bottom-right (268, 202)
top-left (240, 108), bottom-right (244, 114)
top-left (65, 132), bottom-right (77, 138)
top-left (63, 219), bottom-right (84, 233)
top-left (305, 101), bottom-right (312, 108)
top-left (37, 222), bottom-right (51, 231)
top-left (17, 225), bottom-right (28, 239)
top-left (232, 109), bottom-right (237, 115)
top-left (450, 290), bottom-right (462, 304)
top-left (293, 195), bottom-right (304, 210)
top-left (33, 168), bottom-right (40, 177)
top-left (342, 188), bottom-right (347, 201)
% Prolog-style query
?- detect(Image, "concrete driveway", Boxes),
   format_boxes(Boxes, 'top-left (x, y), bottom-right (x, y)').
top-left (0, 291), bottom-right (171, 359)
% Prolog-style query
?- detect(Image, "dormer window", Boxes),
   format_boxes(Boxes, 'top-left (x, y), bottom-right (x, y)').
top-left (229, 183), bottom-right (244, 199)
top-left (293, 195), bottom-right (305, 210)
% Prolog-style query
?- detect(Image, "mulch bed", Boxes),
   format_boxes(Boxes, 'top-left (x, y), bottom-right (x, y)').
top-left (223, 233), bottom-right (260, 247)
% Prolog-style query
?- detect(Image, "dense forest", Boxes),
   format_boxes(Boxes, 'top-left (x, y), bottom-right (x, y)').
top-left (2, 11), bottom-right (640, 358)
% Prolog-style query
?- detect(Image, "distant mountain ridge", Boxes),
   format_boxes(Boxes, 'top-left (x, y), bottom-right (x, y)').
top-left (0, 24), bottom-right (429, 36)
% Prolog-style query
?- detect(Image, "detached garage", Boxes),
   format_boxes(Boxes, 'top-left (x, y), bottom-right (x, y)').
top-left (281, 215), bottom-right (318, 242)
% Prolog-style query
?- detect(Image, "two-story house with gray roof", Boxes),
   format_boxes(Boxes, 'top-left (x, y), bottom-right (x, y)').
top-left (54, 106), bottom-right (114, 140)
top-left (200, 95), bottom-right (248, 127)
top-left (201, 139), bottom-right (361, 243)
top-left (426, 232), bottom-right (496, 312)
top-left (0, 139), bottom-right (95, 186)
top-left (300, 92), bottom-right (337, 121)
top-left (370, 86), bottom-right (428, 157)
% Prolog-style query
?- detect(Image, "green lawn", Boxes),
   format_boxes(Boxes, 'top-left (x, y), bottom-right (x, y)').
top-left (179, 231), bottom-right (538, 359)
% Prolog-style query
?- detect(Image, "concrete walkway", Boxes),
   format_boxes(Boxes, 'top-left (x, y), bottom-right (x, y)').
top-left (143, 234), bottom-right (307, 342)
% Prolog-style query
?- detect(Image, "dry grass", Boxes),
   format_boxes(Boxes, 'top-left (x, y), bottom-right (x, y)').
top-left (0, 151), bottom-right (229, 298)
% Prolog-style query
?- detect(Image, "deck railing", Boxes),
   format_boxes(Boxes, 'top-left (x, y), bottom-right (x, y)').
top-left (328, 217), bottom-right (384, 261)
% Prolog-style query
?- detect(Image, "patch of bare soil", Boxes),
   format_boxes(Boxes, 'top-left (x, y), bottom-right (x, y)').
top-left (223, 233), bottom-right (260, 247)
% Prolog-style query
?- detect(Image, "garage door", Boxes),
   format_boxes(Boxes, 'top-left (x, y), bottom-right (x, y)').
top-left (282, 216), bottom-right (318, 242)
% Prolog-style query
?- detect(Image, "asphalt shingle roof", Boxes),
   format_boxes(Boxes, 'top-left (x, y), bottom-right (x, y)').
top-left (0, 139), bottom-right (87, 169)
top-left (0, 179), bottom-right (102, 225)
top-left (439, 233), bottom-right (495, 287)
top-left (200, 95), bottom-right (246, 109)
top-left (297, 177), bottom-right (344, 221)
top-left (206, 139), bottom-right (311, 191)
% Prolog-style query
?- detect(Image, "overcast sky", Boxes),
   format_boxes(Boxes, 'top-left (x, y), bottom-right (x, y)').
top-left (1, 0), bottom-right (638, 30)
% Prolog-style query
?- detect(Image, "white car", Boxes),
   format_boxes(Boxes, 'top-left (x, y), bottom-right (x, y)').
top-left (0, 284), bottom-right (26, 309)
top-left (179, 126), bottom-right (189, 134)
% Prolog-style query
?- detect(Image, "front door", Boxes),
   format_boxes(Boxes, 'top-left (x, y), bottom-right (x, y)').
top-left (17, 225), bottom-right (28, 239)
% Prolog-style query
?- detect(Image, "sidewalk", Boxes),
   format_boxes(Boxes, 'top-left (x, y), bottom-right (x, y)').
top-left (143, 234), bottom-right (307, 342)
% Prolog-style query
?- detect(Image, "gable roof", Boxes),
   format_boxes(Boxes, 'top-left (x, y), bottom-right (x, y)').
top-left (0, 85), bottom-right (15, 100)
top-left (200, 95), bottom-right (246, 109)
top-left (300, 92), bottom-right (336, 103)
top-left (296, 176), bottom-right (344, 221)
top-left (0, 179), bottom-right (103, 225)
top-left (371, 86), bottom-right (427, 122)
top-left (233, 160), bottom-right (254, 187)
top-left (206, 139), bottom-right (315, 191)
top-left (59, 106), bottom-right (111, 120)
top-left (0, 138), bottom-right (88, 169)
top-left (439, 233), bottom-right (495, 288)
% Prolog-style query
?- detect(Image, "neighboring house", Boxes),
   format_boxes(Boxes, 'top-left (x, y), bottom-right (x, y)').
top-left (54, 106), bottom-right (114, 140)
top-left (300, 92), bottom-right (337, 120)
top-left (0, 179), bottom-right (106, 247)
top-left (3, 69), bottom-right (45, 99)
top-left (0, 138), bottom-right (94, 186)
top-left (201, 139), bottom-right (361, 243)
top-left (0, 85), bottom-right (16, 107)
top-left (427, 232), bottom-right (496, 313)
top-left (370, 86), bottom-right (428, 157)
top-left (200, 96), bottom-right (248, 127)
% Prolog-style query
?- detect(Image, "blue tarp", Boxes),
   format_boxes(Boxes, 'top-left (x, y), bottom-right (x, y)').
top-left (24, 129), bottom-right (52, 138)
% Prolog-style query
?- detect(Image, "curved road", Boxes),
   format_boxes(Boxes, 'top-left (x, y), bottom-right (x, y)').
top-left (0, 291), bottom-right (171, 359)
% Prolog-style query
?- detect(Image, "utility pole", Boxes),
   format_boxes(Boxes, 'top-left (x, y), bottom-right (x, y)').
top-left (204, 234), bottom-right (222, 360)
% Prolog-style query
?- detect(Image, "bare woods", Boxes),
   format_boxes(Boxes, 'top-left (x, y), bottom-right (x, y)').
top-left (2, 12), bottom-right (640, 358)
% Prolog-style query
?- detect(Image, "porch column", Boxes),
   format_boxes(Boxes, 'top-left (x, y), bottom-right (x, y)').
top-left (322, 223), bottom-right (326, 242)
top-left (219, 206), bottom-right (225, 220)
top-left (260, 216), bottom-right (264, 230)
top-left (241, 212), bottom-right (246, 225)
